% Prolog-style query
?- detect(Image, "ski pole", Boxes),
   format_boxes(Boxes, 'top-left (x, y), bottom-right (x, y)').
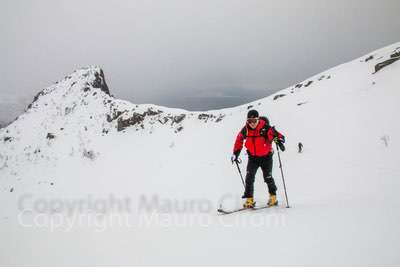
top-left (234, 159), bottom-right (246, 189)
top-left (275, 142), bottom-right (290, 208)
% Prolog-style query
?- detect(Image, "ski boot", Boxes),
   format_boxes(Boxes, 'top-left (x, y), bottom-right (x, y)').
top-left (267, 195), bottom-right (278, 206)
top-left (243, 197), bottom-right (255, 208)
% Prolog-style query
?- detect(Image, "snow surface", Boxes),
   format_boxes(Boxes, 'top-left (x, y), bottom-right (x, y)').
top-left (1, 42), bottom-right (400, 267)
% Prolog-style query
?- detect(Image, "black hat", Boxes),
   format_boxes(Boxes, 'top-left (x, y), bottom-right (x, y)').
top-left (247, 109), bottom-right (259, 118)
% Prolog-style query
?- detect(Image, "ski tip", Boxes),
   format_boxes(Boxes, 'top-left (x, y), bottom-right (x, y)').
top-left (217, 209), bottom-right (230, 215)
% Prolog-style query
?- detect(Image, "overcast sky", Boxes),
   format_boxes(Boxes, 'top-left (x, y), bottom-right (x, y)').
top-left (1, 0), bottom-right (399, 123)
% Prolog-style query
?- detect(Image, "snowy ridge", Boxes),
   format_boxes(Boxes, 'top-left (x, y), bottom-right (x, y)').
top-left (0, 66), bottom-right (225, 179)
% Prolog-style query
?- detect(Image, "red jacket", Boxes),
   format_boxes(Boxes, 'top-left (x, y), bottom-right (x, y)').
top-left (233, 118), bottom-right (283, 157)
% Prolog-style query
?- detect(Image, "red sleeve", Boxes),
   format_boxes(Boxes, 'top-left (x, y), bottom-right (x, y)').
top-left (233, 131), bottom-right (244, 154)
top-left (267, 128), bottom-right (284, 142)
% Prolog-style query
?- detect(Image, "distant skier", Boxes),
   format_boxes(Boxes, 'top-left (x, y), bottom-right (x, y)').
top-left (231, 110), bottom-right (285, 208)
top-left (298, 142), bottom-right (303, 153)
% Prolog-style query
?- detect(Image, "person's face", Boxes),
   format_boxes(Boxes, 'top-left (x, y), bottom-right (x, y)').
top-left (247, 118), bottom-right (259, 129)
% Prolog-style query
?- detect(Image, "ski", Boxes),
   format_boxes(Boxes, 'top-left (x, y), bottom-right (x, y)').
top-left (217, 206), bottom-right (249, 215)
top-left (217, 204), bottom-right (276, 215)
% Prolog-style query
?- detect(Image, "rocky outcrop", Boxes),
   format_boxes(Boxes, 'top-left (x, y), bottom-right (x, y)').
top-left (26, 66), bottom-right (110, 110)
top-left (364, 55), bottom-right (374, 62)
top-left (273, 94), bottom-right (286, 100)
top-left (304, 81), bottom-right (313, 87)
top-left (374, 48), bottom-right (400, 73)
top-left (117, 113), bottom-right (145, 131)
top-left (46, 133), bottom-right (56, 140)
top-left (91, 69), bottom-right (110, 95)
top-left (116, 110), bottom-right (187, 132)
top-left (198, 113), bottom-right (225, 123)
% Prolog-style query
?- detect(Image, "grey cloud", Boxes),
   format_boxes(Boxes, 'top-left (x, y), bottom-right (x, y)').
top-left (1, 0), bottom-right (400, 123)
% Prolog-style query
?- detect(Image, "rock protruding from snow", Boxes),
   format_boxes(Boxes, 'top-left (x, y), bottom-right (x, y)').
top-left (373, 47), bottom-right (400, 73)
top-left (92, 69), bottom-right (110, 95)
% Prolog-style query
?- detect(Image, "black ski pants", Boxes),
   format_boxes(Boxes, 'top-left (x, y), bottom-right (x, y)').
top-left (242, 152), bottom-right (277, 198)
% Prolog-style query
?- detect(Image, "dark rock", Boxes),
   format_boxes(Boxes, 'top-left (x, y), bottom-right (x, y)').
top-left (247, 105), bottom-right (253, 109)
top-left (273, 94), bottom-right (286, 100)
top-left (65, 106), bottom-right (74, 115)
top-left (107, 110), bottom-right (123, 122)
top-left (365, 55), bottom-right (374, 62)
top-left (198, 113), bottom-right (215, 121)
top-left (304, 81), bottom-right (313, 87)
top-left (46, 133), bottom-right (56, 139)
top-left (117, 113), bottom-right (145, 131)
top-left (143, 108), bottom-right (163, 116)
top-left (173, 114), bottom-right (186, 124)
top-left (83, 149), bottom-right (96, 160)
top-left (374, 55), bottom-right (400, 73)
top-left (198, 113), bottom-right (221, 123)
top-left (106, 114), bottom-right (112, 122)
top-left (10, 187), bottom-right (14, 193)
top-left (27, 90), bottom-right (47, 109)
top-left (3, 136), bottom-right (12, 142)
top-left (158, 117), bottom-right (169, 124)
top-left (215, 114), bottom-right (225, 122)
top-left (295, 83), bottom-right (303, 88)
top-left (390, 50), bottom-right (400, 58)
top-left (91, 69), bottom-right (110, 95)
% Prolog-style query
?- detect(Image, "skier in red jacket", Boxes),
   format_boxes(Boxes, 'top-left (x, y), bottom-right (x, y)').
top-left (231, 110), bottom-right (285, 208)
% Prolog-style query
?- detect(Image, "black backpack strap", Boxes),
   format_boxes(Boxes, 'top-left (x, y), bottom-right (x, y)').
top-left (241, 126), bottom-right (248, 139)
top-left (259, 116), bottom-right (270, 126)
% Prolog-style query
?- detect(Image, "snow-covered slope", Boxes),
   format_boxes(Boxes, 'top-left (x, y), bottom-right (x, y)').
top-left (1, 42), bottom-right (400, 267)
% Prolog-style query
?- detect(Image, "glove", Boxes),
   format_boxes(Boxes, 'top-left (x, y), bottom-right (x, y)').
top-left (271, 126), bottom-right (285, 151)
top-left (273, 136), bottom-right (285, 144)
top-left (231, 152), bottom-right (240, 164)
top-left (273, 137), bottom-right (286, 151)
top-left (277, 141), bottom-right (286, 151)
